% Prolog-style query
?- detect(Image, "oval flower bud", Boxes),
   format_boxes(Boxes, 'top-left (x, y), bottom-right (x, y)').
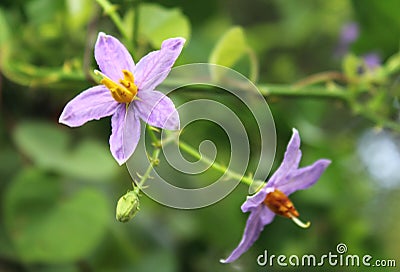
top-left (116, 189), bottom-right (140, 222)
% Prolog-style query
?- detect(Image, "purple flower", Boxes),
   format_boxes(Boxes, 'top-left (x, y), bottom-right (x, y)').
top-left (340, 22), bottom-right (359, 45)
top-left (362, 52), bottom-right (381, 70)
top-left (220, 129), bottom-right (331, 263)
top-left (59, 32), bottom-right (185, 165)
top-left (335, 22), bottom-right (360, 57)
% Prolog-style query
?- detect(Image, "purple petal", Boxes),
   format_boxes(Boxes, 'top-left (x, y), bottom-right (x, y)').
top-left (241, 185), bottom-right (274, 213)
top-left (59, 85), bottom-right (118, 127)
top-left (260, 205), bottom-right (276, 225)
top-left (95, 32), bottom-right (136, 82)
top-left (110, 104), bottom-right (141, 165)
top-left (220, 207), bottom-right (274, 263)
top-left (134, 38), bottom-right (185, 91)
top-left (268, 128), bottom-right (302, 188)
top-left (278, 159), bottom-right (331, 196)
top-left (134, 90), bottom-right (180, 130)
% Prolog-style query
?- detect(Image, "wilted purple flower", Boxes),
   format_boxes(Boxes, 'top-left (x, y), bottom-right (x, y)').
top-left (59, 32), bottom-right (185, 165)
top-left (221, 129), bottom-right (331, 263)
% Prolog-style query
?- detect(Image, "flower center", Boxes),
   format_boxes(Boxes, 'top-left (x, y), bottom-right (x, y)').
top-left (95, 69), bottom-right (138, 103)
top-left (264, 189), bottom-right (310, 228)
top-left (264, 189), bottom-right (298, 218)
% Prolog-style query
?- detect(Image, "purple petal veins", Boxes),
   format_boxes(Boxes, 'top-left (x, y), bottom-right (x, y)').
top-left (134, 90), bottom-right (180, 130)
top-left (94, 32), bottom-right (136, 81)
top-left (134, 37), bottom-right (186, 91)
top-left (59, 85), bottom-right (118, 127)
top-left (59, 32), bottom-right (185, 164)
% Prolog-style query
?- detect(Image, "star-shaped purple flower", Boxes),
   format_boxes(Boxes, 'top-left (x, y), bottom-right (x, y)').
top-left (221, 128), bottom-right (331, 263)
top-left (59, 32), bottom-right (185, 165)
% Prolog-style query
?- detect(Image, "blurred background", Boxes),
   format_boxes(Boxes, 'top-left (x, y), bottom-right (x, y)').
top-left (0, 0), bottom-right (399, 271)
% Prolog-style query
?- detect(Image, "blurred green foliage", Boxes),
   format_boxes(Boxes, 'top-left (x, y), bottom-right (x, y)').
top-left (4, 168), bottom-right (109, 263)
top-left (0, 0), bottom-right (399, 271)
top-left (127, 3), bottom-right (190, 48)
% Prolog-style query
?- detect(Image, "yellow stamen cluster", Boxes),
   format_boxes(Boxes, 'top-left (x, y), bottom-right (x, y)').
top-left (264, 189), bottom-right (310, 228)
top-left (96, 69), bottom-right (138, 103)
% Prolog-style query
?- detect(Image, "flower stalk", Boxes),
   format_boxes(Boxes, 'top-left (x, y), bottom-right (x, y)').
top-left (115, 127), bottom-right (161, 223)
top-left (177, 140), bottom-right (257, 187)
top-left (145, 126), bottom-right (261, 188)
top-left (137, 144), bottom-right (161, 189)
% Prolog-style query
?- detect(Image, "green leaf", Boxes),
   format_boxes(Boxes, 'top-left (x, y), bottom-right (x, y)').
top-left (135, 250), bottom-right (177, 272)
top-left (129, 3), bottom-right (191, 48)
top-left (66, 0), bottom-right (94, 31)
top-left (61, 140), bottom-right (118, 181)
top-left (3, 169), bottom-right (110, 263)
top-left (13, 121), bottom-right (69, 168)
top-left (25, 0), bottom-right (65, 27)
top-left (13, 121), bottom-right (117, 182)
top-left (352, 0), bottom-right (400, 56)
top-left (209, 26), bottom-right (248, 68)
top-left (0, 8), bottom-right (11, 46)
top-left (386, 53), bottom-right (400, 75)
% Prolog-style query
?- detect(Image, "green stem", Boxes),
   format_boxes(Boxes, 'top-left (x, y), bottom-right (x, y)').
top-left (177, 140), bottom-right (257, 186)
top-left (161, 76), bottom-right (350, 101)
top-left (293, 71), bottom-right (348, 87)
top-left (146, 125), bottom-right (161, 147)
top-left (135, 126), bottom-right (162, 189)
top-left (146, 126), bottom-right (262, 187)
top-left (257, 84), bottom-right (350, 101)
top-left (1, 61), bottom-right (85, 87)
top-left (145, 126), bottom-right (259, 187)
top-left (257, 84), bottom-right (400, 131)
top-left (95, 0), bottom-right (130, 41)
top-left (132, 0), bottom-right (141, 48)
top-left (247, 47), bottom-right (259, 83)
top-left (137, 146), bottom-right (160, 189)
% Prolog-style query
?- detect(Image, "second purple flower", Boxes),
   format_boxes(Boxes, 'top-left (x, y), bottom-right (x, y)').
top-left (221, 129), bottom-right (331, 263)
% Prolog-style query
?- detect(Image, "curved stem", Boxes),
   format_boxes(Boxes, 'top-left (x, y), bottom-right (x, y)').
top-left (145, 126), bottom-right (260, 187)
top-left (247, 47), bottom-right (259, 83)
top-left (136, 147), bottom-right (160, 189)
top-left (293, 71), bottom-right (348, 87)
top-left (177, 140), bottom-right (258, 187)
top-left (135, 126), bottom-right (161, 189)
top-left (132, 0), bottom-right (141, 48)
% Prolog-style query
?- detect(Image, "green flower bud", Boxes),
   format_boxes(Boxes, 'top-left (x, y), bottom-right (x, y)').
top-left (116, 189), bottom-right (140, 222)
